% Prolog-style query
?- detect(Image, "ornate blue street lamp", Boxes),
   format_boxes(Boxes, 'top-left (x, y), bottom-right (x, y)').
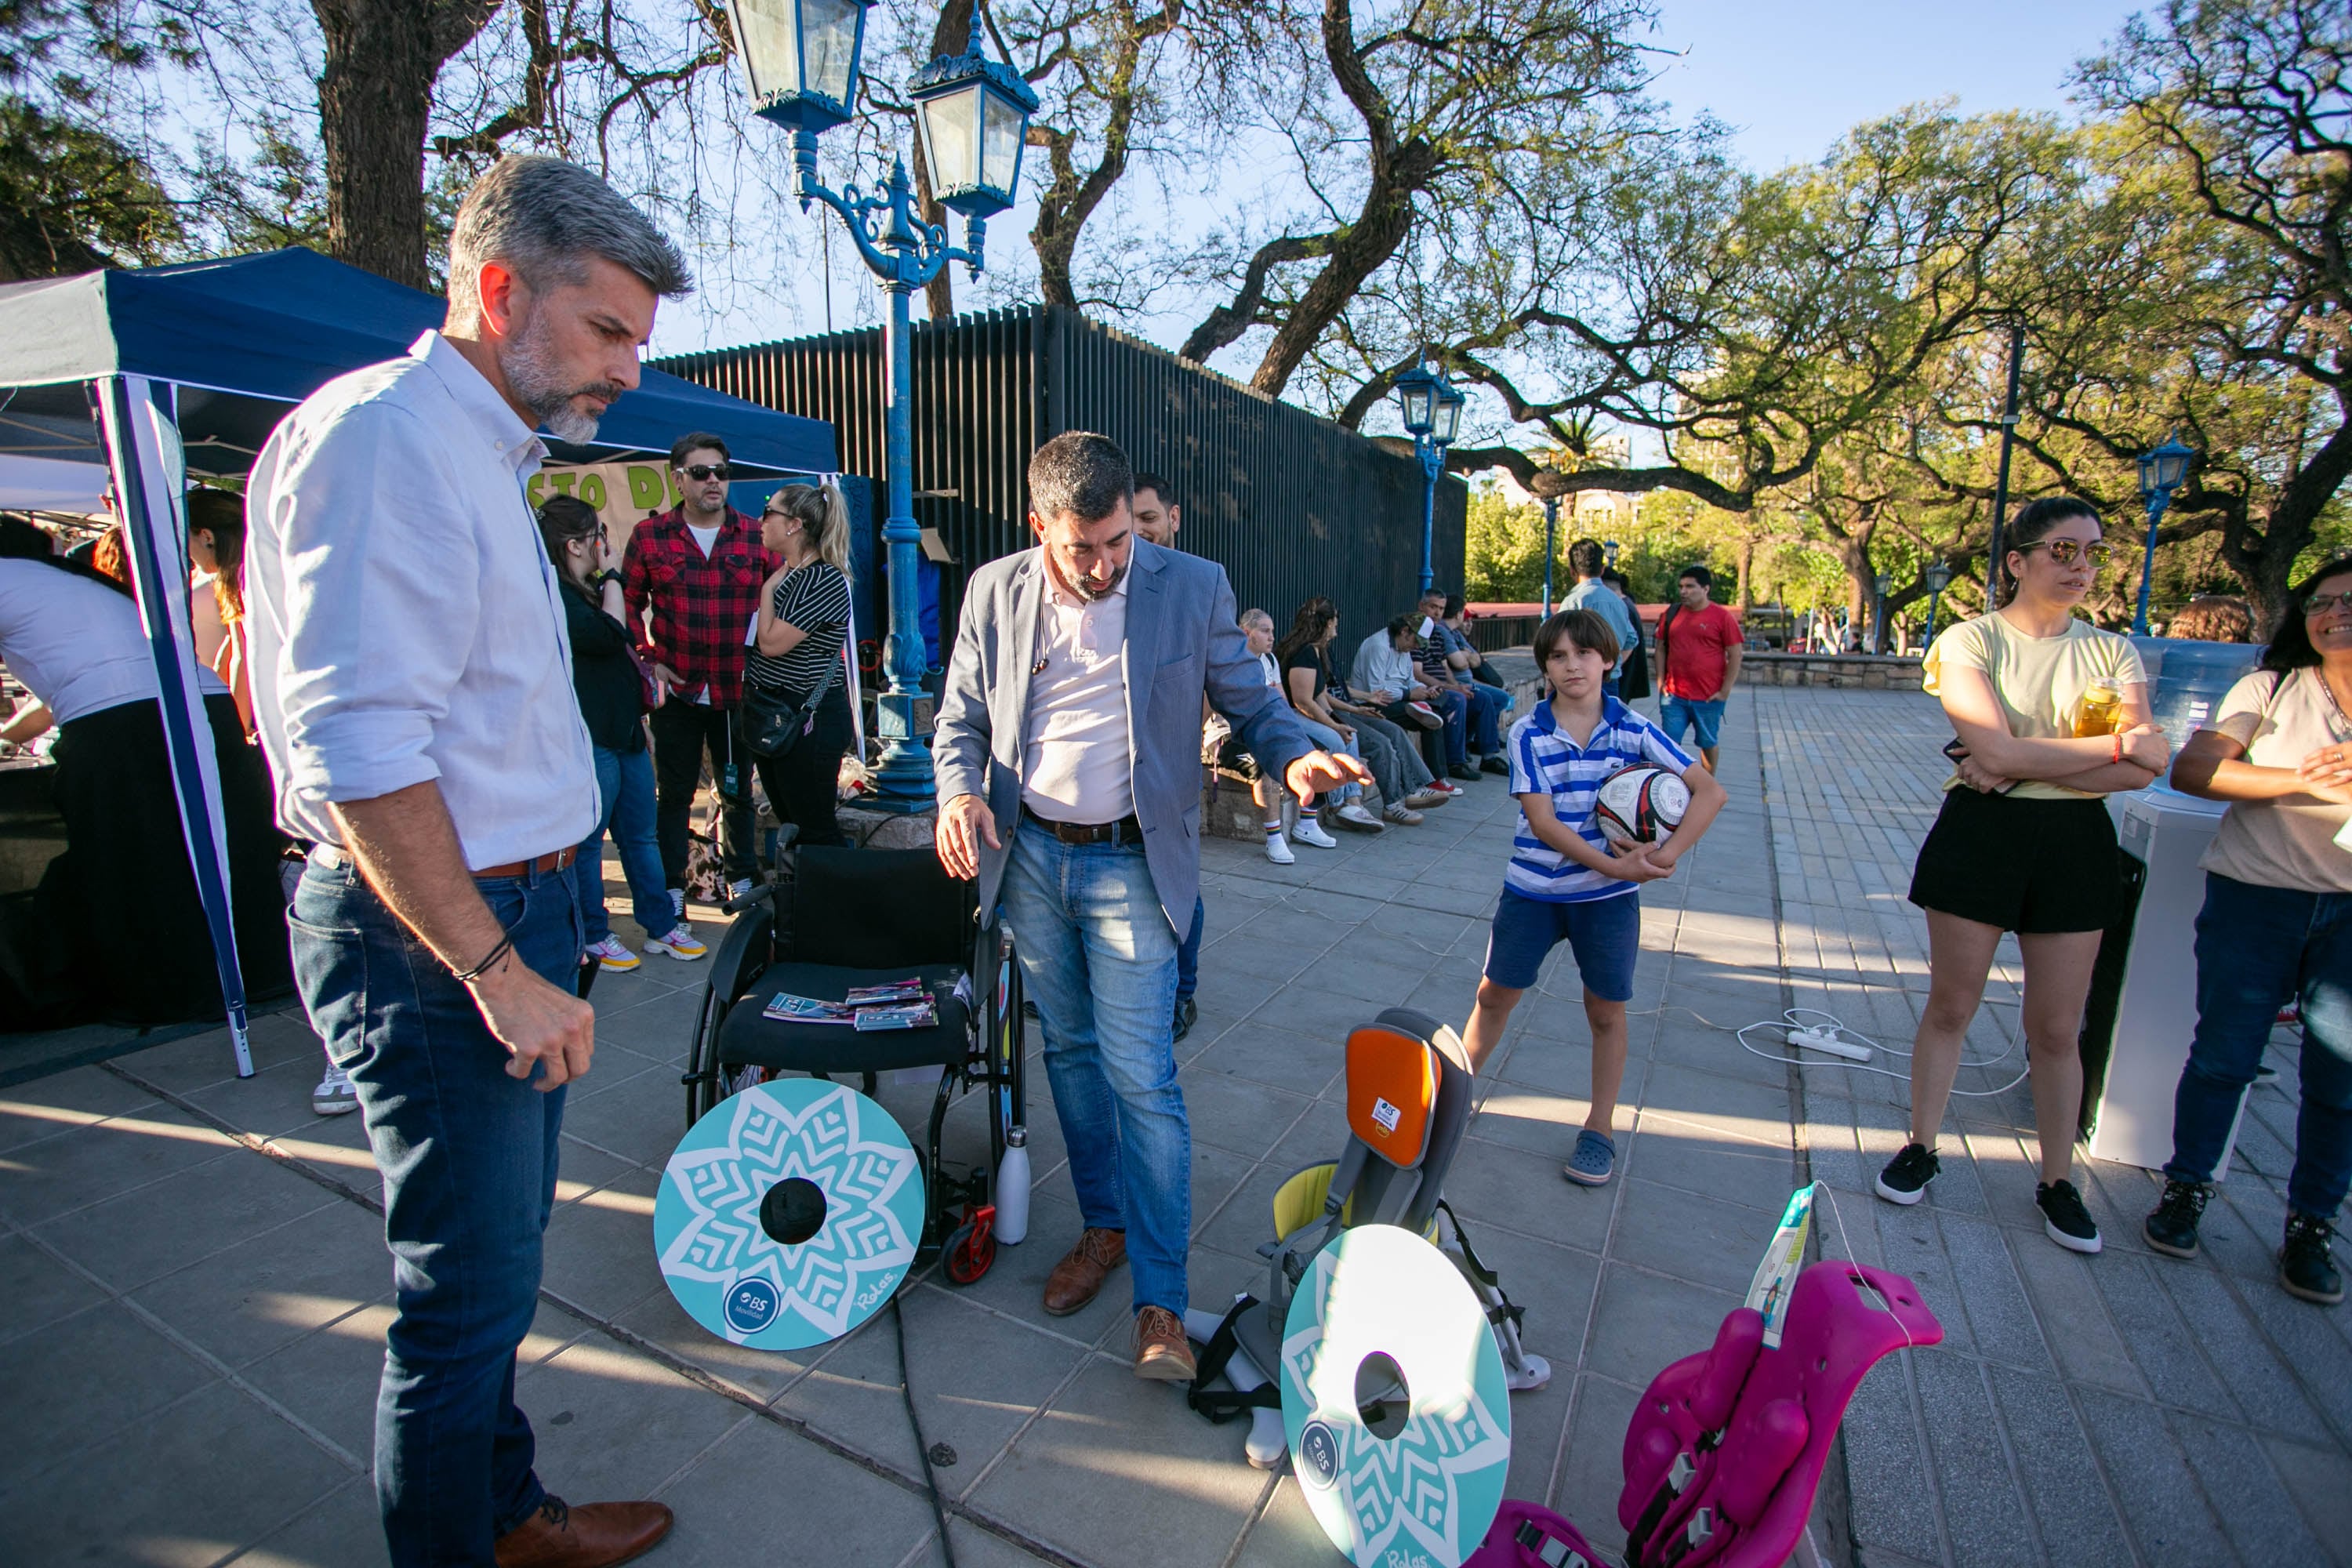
top-left (1925, 561), bottom-right (1951, 644)
top-left (1392, 363), bottom-right (1463, 594)
top-left (2132, 433), bottom-right (2196, 636)
top-left (728, 0), bottom-right (1038, 811)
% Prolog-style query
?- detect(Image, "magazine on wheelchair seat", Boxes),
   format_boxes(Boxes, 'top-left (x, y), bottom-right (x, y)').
top-left (763, 993), bottom-right (855, 1025)
top-left (762, 981), bottom-right (938, 1030)
top-left (853, 999), bottom-right (938, 1031)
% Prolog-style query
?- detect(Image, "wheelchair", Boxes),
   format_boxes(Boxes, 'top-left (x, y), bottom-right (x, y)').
top-left (681, 845), bottom-right (1027, 1286)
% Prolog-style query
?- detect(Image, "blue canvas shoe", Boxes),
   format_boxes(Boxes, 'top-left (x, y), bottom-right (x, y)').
top-left (1563, 1128), bottom-right (1616, 1186)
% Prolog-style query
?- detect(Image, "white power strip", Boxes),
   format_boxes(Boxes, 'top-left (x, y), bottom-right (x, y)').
top-left (1788, 1026), bottom-right (1873, 1062)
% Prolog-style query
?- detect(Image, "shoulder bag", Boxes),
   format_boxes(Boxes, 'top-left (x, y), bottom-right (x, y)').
top-left (743, 629), bottom-right (840, 757)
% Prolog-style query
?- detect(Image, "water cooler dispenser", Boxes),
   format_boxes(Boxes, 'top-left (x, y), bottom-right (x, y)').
top-left (2076, 638), bottom-right (2263, 1171)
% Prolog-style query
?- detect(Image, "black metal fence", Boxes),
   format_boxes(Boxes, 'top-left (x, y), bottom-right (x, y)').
top-left (658, 305), bottom-right (1465, 675)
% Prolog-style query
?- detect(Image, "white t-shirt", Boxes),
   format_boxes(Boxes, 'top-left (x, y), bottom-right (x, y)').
top-left (2198, 666), bottom-right (2352, 895)
top-left (687, 524), bottom-right (721, 557)
top-left (0, 559), bottom-right (227, 724)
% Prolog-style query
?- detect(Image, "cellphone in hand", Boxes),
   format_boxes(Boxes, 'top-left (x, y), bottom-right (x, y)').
top-left (1943, 736), bottom-right (2018, 793)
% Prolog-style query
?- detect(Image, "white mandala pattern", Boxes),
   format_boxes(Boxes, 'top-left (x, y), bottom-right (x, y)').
top-left (656, 1080), bottom-right (923, 1349)
top-left (1281, 1225), bottom-right (1511, 1568)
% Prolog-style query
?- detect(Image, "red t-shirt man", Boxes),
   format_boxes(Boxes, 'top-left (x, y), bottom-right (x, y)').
top-left (1657, 568), bottom-right (1744, 769)
top-left (1661, 599), bottom-right (1743, 700)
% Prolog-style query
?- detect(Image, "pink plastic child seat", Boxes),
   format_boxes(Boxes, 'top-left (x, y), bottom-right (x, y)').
top-left (1466, 1260), bottom-right (1942, 1568)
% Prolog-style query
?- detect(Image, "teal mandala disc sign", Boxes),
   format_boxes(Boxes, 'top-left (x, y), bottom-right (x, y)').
top-left (1280, 1224), bottom-right (1512, 1568)
top-left (655, 1079), bottom-right (925, 1351)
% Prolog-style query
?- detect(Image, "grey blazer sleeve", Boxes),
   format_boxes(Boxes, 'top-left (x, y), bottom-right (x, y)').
top-left (932, 572), bottom-right (993, 805)
top-left (1201, 568), bottom-right (1312, 781)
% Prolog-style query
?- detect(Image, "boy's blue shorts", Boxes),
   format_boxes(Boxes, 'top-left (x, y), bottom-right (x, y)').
top-left (1481, 885), bottom-right (1640, 1000)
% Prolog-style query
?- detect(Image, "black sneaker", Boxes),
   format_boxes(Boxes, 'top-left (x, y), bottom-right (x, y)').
top-left (2143, 1179), bottom-right (2210, 1258)
top-left (1479, 754), bottom-right (1510, 776)
top-left (1449, 763), bottom-right (1482, 782)
top-left (2038, 1180), bottom-right (2103, 1254)
top-left (1172, 994), bottom-right (1198, 1044)
top-left (2281, 1212), bottom-right (2343, 1305)
top-left (1875, 1142), bottom-right (1939, 1205)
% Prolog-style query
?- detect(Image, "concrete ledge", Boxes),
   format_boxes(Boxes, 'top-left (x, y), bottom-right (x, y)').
top-left (1739, 652), bottom-right (1923, 691)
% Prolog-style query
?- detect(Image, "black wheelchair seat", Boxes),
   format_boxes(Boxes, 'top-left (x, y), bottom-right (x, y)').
top-left (716, 961), bottom-right (974, 1074)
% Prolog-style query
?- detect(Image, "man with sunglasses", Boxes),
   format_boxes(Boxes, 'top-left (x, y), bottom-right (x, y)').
top-left (621, 432), bottom-right (776, 926)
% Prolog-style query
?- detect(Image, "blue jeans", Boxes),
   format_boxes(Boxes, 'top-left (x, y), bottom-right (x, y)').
top-left (999, 820), bottom-right (1189, 1315)
top-left (1460, 683), bottom-right (1506, 756)
top-left (2166, 873), bottom-right (2352, 1217)
top-left (1428, 688), bottom-right (1469, 768)
top-left (1177, 895), bottom-right (1204, 1002)
top-left (1296, 717), bottom-right (1363, 804)
top-left (290, 851), bottom-right (583, 1566)
top-left (576, 742), bottom-right (669, 943)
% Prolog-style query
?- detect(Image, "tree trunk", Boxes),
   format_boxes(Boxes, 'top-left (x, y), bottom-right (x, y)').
top-left (1830, 525), bottom-right (1878, 652)
top-left (2223, 416), bottom-right (2352, 636)
top-left (312, 0), bottom-right (499, 289)
top-left (1733, 535), bottom-right (1755, 610)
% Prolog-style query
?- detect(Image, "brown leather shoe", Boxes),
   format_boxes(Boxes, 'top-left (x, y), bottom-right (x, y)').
top-left (1133, 1306), bottom-right (1197, 1381)
top-left (495, 1497), bottom-right (673, 1568)
top-left (1041, 1227), bottom-right (1127, 1316)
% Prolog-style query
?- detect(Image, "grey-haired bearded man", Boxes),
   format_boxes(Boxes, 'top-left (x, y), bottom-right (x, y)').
top-left (247, 157), bottom-right (684, 1568)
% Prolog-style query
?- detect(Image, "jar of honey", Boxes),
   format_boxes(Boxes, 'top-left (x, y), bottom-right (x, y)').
top-left (2074, 679), bottom-right (2123, 737)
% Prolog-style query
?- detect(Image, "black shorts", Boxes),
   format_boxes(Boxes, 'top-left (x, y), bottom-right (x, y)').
top-left (1907, 786), bottom-right (2121, 935)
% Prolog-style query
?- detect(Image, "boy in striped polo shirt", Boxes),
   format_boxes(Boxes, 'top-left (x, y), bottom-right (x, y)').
top-left (1461, 607), bottom-right (1727, 1185)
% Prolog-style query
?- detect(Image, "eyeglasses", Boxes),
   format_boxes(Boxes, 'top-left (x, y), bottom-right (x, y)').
top-left (681, 463), bottom-right (731, 482)
top-left (2018, 539), bottom-right (2114, 568)
top-left (2303, 590), bottom-right (2352, 616)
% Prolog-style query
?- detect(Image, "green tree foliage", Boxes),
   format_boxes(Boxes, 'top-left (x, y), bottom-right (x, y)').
top-left (0, 1), bottom-right (183, 278)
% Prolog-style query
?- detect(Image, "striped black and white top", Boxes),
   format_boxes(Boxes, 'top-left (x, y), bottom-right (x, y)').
top-left (744, 561), bottom-right (851, 697)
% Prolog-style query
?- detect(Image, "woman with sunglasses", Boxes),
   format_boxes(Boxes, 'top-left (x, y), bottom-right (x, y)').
top-left (747, 484), bottom-right (856, 850)
top-left (2144, 554), bottom-right (2352, 1302)
top-left (1877, 496), bottom-right (2171, 1253)
top-left (536, 496), bottom-right (705, 972)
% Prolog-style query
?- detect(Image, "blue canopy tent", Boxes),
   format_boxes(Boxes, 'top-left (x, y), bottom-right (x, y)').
top-left (0, 248), bottom-right (838, 1073)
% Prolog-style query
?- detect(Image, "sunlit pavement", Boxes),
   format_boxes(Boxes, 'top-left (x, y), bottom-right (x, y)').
top-left (7, 682), bottom-right (2340, 1566)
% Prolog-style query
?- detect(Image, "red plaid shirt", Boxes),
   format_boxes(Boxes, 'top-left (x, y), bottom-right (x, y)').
top-left (620, 506), bottom-right (775, 709)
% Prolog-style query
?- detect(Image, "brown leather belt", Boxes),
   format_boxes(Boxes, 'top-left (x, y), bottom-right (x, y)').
top-left (1022, 806), bottom-right (1144, 846)
top-left (470, 847), bottom-right (578, 880)
top-left (310, 844), bottom-right (576, 880)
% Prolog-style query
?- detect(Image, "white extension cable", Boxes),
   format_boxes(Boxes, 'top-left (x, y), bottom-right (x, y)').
top-left (1734, 1007), bottom-right (2033, 1098)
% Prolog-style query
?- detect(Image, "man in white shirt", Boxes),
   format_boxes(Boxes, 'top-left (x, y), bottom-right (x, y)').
top-left (245, 157), bottom-right (682, 1568)
top-left (934, 434), bottom-right (1367, 1381)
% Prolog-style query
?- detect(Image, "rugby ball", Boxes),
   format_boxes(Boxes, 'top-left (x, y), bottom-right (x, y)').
top-left (1593, 764), bottom-right (1690, 848)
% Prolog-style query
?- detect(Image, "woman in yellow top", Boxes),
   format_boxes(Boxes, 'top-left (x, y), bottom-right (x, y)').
top-left (1875, 497), bottom-right (2171, 1254)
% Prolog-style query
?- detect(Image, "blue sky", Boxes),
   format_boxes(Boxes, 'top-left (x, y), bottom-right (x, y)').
top-left (1642, 0), bottom-right (2133, 171)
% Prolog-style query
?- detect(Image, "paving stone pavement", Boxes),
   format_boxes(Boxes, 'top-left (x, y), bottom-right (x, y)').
top-left (1755, 684), bottom-right (2352, 1568)
top-left (15, 680), bottom-right (2338, 1567)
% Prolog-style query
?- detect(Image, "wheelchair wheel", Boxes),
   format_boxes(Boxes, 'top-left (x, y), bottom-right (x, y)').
top-left (943, 1212), bottom-right (996, 1286)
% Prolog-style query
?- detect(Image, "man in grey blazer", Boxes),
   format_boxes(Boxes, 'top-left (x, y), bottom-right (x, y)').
top-left (935, 432), bottom-right (1367, 1380)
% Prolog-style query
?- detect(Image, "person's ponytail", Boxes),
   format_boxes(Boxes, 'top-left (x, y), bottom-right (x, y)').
top-left (775, 482), bottom-right (852, 584)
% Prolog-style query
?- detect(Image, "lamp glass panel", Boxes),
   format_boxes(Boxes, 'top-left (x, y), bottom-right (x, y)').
top-left (1398, 383), bottom-right (1433, 434)
top-left (731, 0), bottom-right (800, 103)
top-left (801, 0), bottom-right (861, 103)
top-left (1432, 389), bottom-right (1463, 445)
top-left (920, 83), bottom-right (982, 193)
top-left (982, 85), bottom-right (1025, 196)
top-left (2157, 449), bottom-right (2190, 488)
